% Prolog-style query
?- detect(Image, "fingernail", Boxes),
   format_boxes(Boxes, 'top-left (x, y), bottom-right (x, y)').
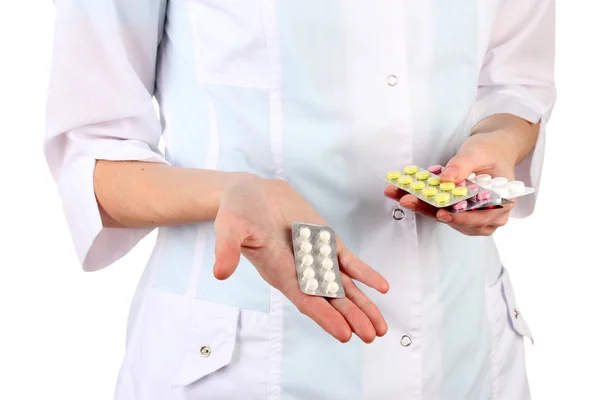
top-left (441, 167), bottom-right (458, 180)
top-left (438, 212), bottom-right (452, 223)
top-left (403, 202), bottom-right (417, 211)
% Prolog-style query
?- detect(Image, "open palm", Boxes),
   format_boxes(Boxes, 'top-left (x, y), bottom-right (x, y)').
top-left (213, 176), bottom-right (389, 343)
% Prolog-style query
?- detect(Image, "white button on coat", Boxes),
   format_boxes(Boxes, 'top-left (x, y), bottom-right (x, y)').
top-left (400, 335), bottom-right (413, 347)
top-left (387, 74), bottom-right (398, 86)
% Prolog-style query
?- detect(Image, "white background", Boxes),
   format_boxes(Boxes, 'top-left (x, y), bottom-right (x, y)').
top-left (1, 1), bottom-right (598, 399)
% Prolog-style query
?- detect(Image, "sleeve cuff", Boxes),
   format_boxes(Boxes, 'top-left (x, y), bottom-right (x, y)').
top-left (471, 91), bottom-right (550, 219)
top-left (58, 142), bottom-right (168, 272)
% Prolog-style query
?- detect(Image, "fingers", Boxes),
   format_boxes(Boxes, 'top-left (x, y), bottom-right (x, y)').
top-left (287, 273), bottom-right (387, 343)
top-left (329, 296), bottom-right (376, 343)
top-left (440, 152), bottom-right (478, 183)
top-left (273, 254), bottom-right (353, 343)
top-left (435, 204), bottom-right (513, 235)
top-left (385, 188), bottom-right (439, 219)
top-left (387, 183), bottom-right (514, 237)
top-left (341, 275), bottom-right (388, 337)
top-left (384, 185), bottom-right (407, 202)
top-left (398, 194), bottom-right (438, 218)
top-left (264, 240), bottom-right (388, 344)
top-left (337, 242), bottom-right (389, 294)
top-left (213, 215), bottom-right (245, 280)
top-left (286, 285), bottom-right (353, 343)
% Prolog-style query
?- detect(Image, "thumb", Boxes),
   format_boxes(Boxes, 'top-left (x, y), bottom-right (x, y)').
top-left (440, 153), bottom-right (478, 183)
top-left (213, 216), bottom-right (245, 280)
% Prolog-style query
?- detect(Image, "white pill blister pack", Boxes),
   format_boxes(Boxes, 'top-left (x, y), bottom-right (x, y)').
top-left (292, 222), bottom-right (345, 299)
top-left (470, 173), bottom-right (536, 199)
top-left (455, 173), bottom-right (536, 212)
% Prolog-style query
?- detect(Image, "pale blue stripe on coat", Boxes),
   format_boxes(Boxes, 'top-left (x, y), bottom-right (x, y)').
top-left (151, 225), bottom-right (199, 294)
top-left (430, 2), bottom-right (493, 398)
top-left (197, 85), bottom-right (273, 313)
top-left (278, 1), bottom-right (363, 399)
top-left (150, 15), bottom-right (211, 294)
top-left (429, 0), bottom-right (481, 162)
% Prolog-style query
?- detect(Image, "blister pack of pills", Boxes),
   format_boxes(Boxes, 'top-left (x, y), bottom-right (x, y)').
top-left (292, 222), bottom-right (345, 298)
top-left (382, 165), bottom-right (503, 212)
top-left (382, 164), bottom-right (533, 213)
top-left (471, 173), bottom-right (535, 199)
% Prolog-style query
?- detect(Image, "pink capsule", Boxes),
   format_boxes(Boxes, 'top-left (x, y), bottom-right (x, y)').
top-left (427, 165), bottom-right (443, 174)
top-left (452, 200), bottom-right (468, 211)
top-left (476, 190), bottom-right (492, 202)
top-left (457, 180), bottom-right (467, 187)
top-left (467, 184), bottom-right (479, 192)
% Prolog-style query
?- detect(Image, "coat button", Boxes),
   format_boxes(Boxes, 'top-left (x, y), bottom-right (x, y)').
top-left (200, 345), bottom-right (211, 357)
top-left (400, 335), bottom-right (412, 347)
top-left (387, 74), bottom-right (398, 86)
top-left (392, 208), bottom-right (405, 221)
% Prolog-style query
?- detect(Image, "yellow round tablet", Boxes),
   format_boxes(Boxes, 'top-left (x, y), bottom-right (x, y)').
top-left (427, 177), bottom-right (441, 186)
top-left (386, 171), bottom-right (402, 180)
top-left (410, 181), bottom-right (426, 191)
top-left (440, 182), bottom-right (456, 192)
top-left (435, 192), bottom-right (451, 204)
top-left (415, 170), bottom-right (431, 180)
top-left (398, 175), bottom-right (414, 185)
top-left (452, 186), bottom-right (468, 197)
top-left (422, 187), bottom-right (438, 197)
top-left (403, 165), bottom-right (419, 175)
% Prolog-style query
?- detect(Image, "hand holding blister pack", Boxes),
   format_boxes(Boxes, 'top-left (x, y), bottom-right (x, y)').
top-left (382, 165), bottom-right (535, 213)
top-left (291, 222), bottom-right (345, 298)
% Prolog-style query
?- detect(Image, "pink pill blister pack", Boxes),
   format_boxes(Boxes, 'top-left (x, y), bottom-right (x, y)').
top-left (383, 164), bottom-right (534, 213)
top-left (291, 222), bottom-right (345, 298)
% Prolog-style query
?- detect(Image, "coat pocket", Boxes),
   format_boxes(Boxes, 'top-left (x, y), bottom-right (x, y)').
top-left (170, 295), bottom-right (271, 400)
top-left (498, 268), bottom-right (534, 344)
top-left (120, 288), bottom-right (270, 400)
top-left (171, 300), bottom-right (240, 388)
top-left (485, 267), bottom-right (533, 399)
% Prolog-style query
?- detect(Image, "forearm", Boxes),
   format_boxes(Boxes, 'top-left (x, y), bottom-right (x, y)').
top-left (471, 113), bottom-right (540, 166)
top-left (94, 160), bottom-right (250, 229)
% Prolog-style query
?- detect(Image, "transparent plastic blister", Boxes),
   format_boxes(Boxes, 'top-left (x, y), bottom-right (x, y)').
top-left (472, 174), bottom-right (536, 199)
top-left (291, 222), bottom-right (345, 298)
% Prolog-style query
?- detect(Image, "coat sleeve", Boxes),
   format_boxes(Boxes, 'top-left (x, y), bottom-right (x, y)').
top-left (472, 0), bottom-right (556, 218)
top-left (44, 0), bottom-right (168, 271)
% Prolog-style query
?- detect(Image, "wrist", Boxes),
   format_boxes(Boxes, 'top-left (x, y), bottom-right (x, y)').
top-left (471, 114), bottom-right (539, 167)
top-left (188, 170), bottom-right (259, 222)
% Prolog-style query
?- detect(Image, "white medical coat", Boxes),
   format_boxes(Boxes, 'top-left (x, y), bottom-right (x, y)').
top-left (44, 1), bottom-right (556, 399)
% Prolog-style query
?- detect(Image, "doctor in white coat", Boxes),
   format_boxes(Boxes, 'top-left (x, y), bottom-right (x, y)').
top-left (45, 1), bottom-right (555, 399)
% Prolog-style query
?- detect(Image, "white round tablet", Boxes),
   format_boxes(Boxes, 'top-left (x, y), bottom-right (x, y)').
top-left (326, 281), bottom-right (340, 294)
top-left (508, 180), bottom-right (525, 195)
top-left (475, 174), bottom-right (491, 184)
top-left (467, 173), bottom-right (476, 181)
top-left (300, 241), bottom-right (312, 254)
top-left (303, 267), bottom-right (316, 280)
top-left (305, 278), bottom-right (319, 291)
top-left (318, 230), bottom-right (331, 243)
top-left (321, 258), bottom-right (334, 270)
top-left (319, 244), bottom-right (332, 257)
top-left (323, 270), bottom-right (336, 282)
top-left (494, 188), bottom-right (509, 198)
top-left (299, 227), bottom-right (311, 240)
top-left (491, 177), bottom-right (508, 189)
top-left (301, 254), bottom-right (314, 267)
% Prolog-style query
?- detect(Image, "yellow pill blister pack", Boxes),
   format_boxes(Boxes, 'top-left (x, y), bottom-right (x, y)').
top-left (383, 165), bottom-right (518, 212)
